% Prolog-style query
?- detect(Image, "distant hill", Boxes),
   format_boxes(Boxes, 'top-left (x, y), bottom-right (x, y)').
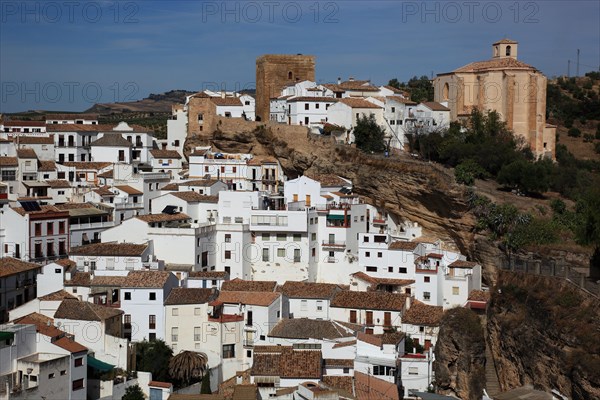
top-left (85, 89), bottom-right (197, 114)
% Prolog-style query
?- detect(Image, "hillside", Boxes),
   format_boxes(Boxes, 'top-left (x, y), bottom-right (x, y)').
top-left (85, 89), bottom-right (196, 114)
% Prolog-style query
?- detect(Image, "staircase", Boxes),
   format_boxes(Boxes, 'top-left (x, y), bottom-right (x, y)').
top-left (481, 315), bottom-right (501, 397)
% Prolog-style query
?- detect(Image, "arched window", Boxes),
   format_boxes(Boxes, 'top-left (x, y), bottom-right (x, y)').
top-left (506, 45), bottom-right (511, 56)
top-left (443, 83), bottom-right (450, 101)
top-left (288, 71), bottom-right (293, 80)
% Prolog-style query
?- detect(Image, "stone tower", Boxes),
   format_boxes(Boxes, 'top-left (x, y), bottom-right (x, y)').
top-left (492, 38), bottom-right (518, 60)
top-left (256, 54), bottom-right (316, 122)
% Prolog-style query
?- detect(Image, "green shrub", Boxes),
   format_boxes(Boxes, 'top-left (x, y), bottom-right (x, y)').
top-left (583, 134), bottom-right (595, 143)
top-left (568, 128), bottom-right (581, 137)
top-left (454, 159), bottom-right (487, 186)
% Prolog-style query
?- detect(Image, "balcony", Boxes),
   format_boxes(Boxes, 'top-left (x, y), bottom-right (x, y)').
top-left (322, 240), bottom-right (346, 249)
top-left (243, 339), bottom-right (254, 347)
top-left (373, 218), bottom-right (387, 225)
top-left (415, 263), bottom-right (438, 274)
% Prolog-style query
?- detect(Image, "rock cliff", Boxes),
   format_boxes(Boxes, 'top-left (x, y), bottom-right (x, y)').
top-left (433, 308), bottom-right (486, 400)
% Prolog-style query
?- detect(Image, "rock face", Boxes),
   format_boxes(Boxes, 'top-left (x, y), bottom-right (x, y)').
top-left (487, 271), bottom-right (600, 400)
top-left (433, 308), bottom-right (486, 400)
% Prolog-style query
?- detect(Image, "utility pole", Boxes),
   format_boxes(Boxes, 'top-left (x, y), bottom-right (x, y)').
top-left (577, 49), bottom-right (580, 77)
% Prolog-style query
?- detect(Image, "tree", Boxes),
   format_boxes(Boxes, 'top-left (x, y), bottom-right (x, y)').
top-left (496, 160), bottom-right (550, 195)
top-left (122, 384), bottom-right (144, 400)
top-left (406, 75), bottom-right (434, 103)
top-left (387, 78), bottom-right (401, 89)
top-left (200, 372), bottom-right (212, 394)
top-left (353, 114), bottom-right (386, 153)
top-left (568, 128), bottom-right (581, 137)
top-left (135, 339), bottom-right (173, 382)
top-left (168, 350), bottom-right (209, 388)
top-left (574, 187), bottom-right (600, 278)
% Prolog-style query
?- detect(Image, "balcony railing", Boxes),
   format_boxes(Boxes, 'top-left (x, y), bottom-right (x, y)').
top-left (373, 218), bottom-right (387, 225)
top-left (322, 240), bottom-right (346, 248)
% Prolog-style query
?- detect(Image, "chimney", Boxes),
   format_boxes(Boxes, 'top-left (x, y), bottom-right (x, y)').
top-left (221, 91), bottom-right (226, 99)
top-left (405, 295), bottom-right (411, 310)
top-left (348, 77), bottom-right (354, 82)
top-left (337, 77), bottom-right (341, 84)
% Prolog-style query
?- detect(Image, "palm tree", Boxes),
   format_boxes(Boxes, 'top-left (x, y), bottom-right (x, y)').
top-left (168, 350), bottom-right (209, 387)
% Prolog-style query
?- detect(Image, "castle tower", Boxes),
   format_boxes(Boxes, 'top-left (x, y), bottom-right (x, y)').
top-left (256, 54), bottom-right (316, 122)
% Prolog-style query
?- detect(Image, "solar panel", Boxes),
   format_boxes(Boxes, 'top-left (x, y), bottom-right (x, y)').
top-left (162, 205), bottom-right (178, 215)
top-left (19, 200), bottom-right (41, 211)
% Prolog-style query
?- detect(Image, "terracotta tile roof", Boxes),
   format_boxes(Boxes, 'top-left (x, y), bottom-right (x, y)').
top-left (403, 299), bottom-right (444, 326)
top-left (114, 185), bottom-right (143, 195)
top-left (149, 381), bottom-right (173, 388)
top-left (468, 290), bottom-right (490, 302)
top-left (421, 101), bottom-right (450, 111)
top-left (332, 340), bottom-right (356, 349)
top-left (55, 299), bottom-right (123, 321)
top-left (62, 161), bottom-right (112, 170)
top-left (171, 191), bottom-right (218, 203)
top-left (70, 242), bottom-right (148, 257)
top-left (217, 290), bottom-right (280, 307)
top-left (287, 96), bottom-right (338, 103)
top-left (304, 173), bottom-right (350, 187)
top-left (376, 331), bottom-right (405, 345)
top-left (164, 288), bottom-right (217, 305)
top-left (493, 38), bottom-right (518, 44)
top-left (16, 148), bottom-right (37, 158)
top-left (338, 98), bottom-right (381, 109)
top-left (322, 375), bottom-right (354, 394)
top-left (91, 134), bottom-right (132, 147)
top-left (53, 336), bottom-right (88, 354)
top-left (323, 358), bottom-right (354, 367)
top-left (354, 371), bottom-right (399, 400)
top-left (46, 123), bottom-right (115, 132)
top-left (98, 169), bottom-right (113, 178)
top-left (449, 260), bottom-right (480, 268)
top-left (357, 331), bottom-right (383, 347)
top-left (161, 183), bottom-right (179, 191)
top-left (246, 156), bottom-right (278, 166)
top-left (14, 313), bottom-right (63, 338)
top-left (123, 270), bottom-right (173, 288)
top-left (180, 179), bottom-right (220, 187)
top-left (46, 179), bottom-right (71, 188)
top-left (188, 271), bottom-right (229, 279)
top-left (64, 273), bottom-right (130, 287)
top-left (322, 83), bottom-right (346, 93)
top-left (150, 149), bottom-right (182, 159)
top-left (210, 97), bottom-right (243, 106)
top-left (15, 135), bottom-right (54, 144)
top-left (388, 241), bottom-right (419, 251)
top-left (2, 120), bottom-right (46, 127)
top-left (269, 318), bottom-right (351, 340)
top-left (11, 205), bottom-right (64, 216)
top-left (46, 113), bottom-right (99, 120)
top-left (334, 320), bottom-right (365, 333)
top-left (232, 385), bottom-right (256, 400)
top-left (351, 272), bottom-right (414, 287)
top-left (39, 290), bottom-right (77, 301)
top-left (252, 346), bottom-right (321, 379)
top-left (277, 281), bottom-right (342, 299)
top-left (331, 291), bottom-right (407, 311)
top-left (0, 257), bottom-right (41, 278)
top-left (55, 202), bottom-right (96, 210)
top-left (453, 57), bottom-right (536, 73)
top-left (427, 253), bottom-right (443, 259)
top-left (55, 258), bottom-right (76, 270)
top-left (382, 85), bottom-right (410, 96)
top-left (136, 213), bottom-right (191, 223)
top-left (93, 185), bottom-right (115, 196)
top-left (0, 157), bottom-right (18, 166)
top-left (221, 278), bottom-right (277, 292)
top-left (38, 160), bottom-right (57, 171)
top-left (385, 95), bottom-right (416, 105)
top-left (339, 81), bottom-right (379, 92)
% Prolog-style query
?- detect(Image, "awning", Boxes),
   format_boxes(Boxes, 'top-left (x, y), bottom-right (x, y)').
top-left (87, 355), bottom-right (114, 372)
top-left (326, 214), bottom-right (346, 220)
top-left (0, 331), bottom-right (15, 341)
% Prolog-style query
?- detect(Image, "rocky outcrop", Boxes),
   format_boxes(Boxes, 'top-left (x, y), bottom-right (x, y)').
top-left (433, 308), bottom-right (486, 400)
top-left (487, 271), bottom-right (600, 400)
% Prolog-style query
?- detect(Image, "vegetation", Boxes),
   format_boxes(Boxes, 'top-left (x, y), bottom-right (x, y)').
top-left (388, 75), bottom-right (434, 103)
top-left (404, 336), bottom-right (425, 354)
top-left (121, 384), bottom-right (144, 400)
top-left (99, 112), bottom-right (170, 139)
top-left (200, 373), bottom-right (212, 394)
top-left (353, 114), bottom-right (387, 153)
top-left (168, 350), bottom-right (209, 388)
top-left (135, 339), bottom-right (173, 382)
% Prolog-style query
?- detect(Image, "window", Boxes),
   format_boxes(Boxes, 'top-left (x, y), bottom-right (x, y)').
top-left (171, 327), bottom-right (179, 342)
top-left (366, 266), bottom-right (377, 272)
top-left (247, 350), bottom-right (252, 357)
top-left (409, 367), bottom-right (419, 375)
top-left (149, 292), bottom-right (156, 301)
top-left (48, 373), bottom-right (55, 379)
top-left (399, 267), bottom-right (407, 274)
top-left (149, 333), bottom-right (156, 341)
top-left (72, 378), bottom-right (84, 391)
top-left (262, 233), bottom-right (270, 241)
top-left (293, 234), bottom-right (301, 242)
top-left (124, 315), bottom-right (131, 328)
top-left (172, 308), bottom-right (179, 316)
top-left (388, 266), bottom-right (393, 273)
top-left (34, 223), bottom-right (42, 236)
top-left (262, 248), bottom-right (269, 262)
top-left (343, 367), bottom-right (350, 374)
top-left (349, 310), bottom-right (357, 323)
top-left (225, 250), bottom-right (231, 259)
top-left (423, 292), bottom-right (431, 301)
top-left (124, 292), bottom-right (131, 300)
top-left (277, 248), bottom-right (285, 257)
top-left (424, 276), bottom-right (430, 283)
top-left (195, 308), bottom-right (202, 316)
top-left (316, 300), bottom-right (323, 311)
top-left (47, 222), bottom-right (53, 235)
top-left (74, 357), bottom-right (83, 367)
top-left (198, 113), bottom-right (203, 121)
top-left (223, 344), bottom-right (235, 358)
top-left (377, 252), bottom-right (382, 258)
top-left (277, 233), bottom-right (286, 241)
top-left (194, 327), bottom-right (202, 341)
top-left (391, 107), bottom-right (395, 113)
top-left (452, 286), bottom-right (460, 295)
top-left (301, 300), bottom-right (308, 311)
top-left (60, 370), bottom-right (66, 376)
top-left (311, 233), bottom-right (316, 241)
top-left (365, 252), bottom-right (370, 257)
top-left (149, 315), bottom-right (156, 329)
top-left (305, 103), bottom-right (309, 110)
top-left (419, 326), bottom-right (425, 332)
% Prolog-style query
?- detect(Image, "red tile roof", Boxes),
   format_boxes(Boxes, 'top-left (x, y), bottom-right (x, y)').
top-left (0, 157), bottom-right (18, 166)
top-left (277, 281), bottom-right (342, 299)
top-left (449, 260), bottom-right (480, 268)
top-left (136, 213), bottom-right (191, 223)
top-left (403, 299), bottom-right (444, 326)
top-left (69, 242), bottom-right (148, 257)
top-left (16, 148), bottom-right (37, 158)
top-left (338, 98), bottom-right (381, 109)
top-left (221, 278), bottom-right (277, 292)
top-left (122, 270), bottom-right (174, 288)
top-left (149, 381), bottom-right (173, 389)
top-left (115, 185), bottom-right (143, 195)
top-left (388, 241), bottom-right (419, 251)
top-left (331, 291), bottom-right (407, 311)
top-left (150, 149), bottom-right (182, 159)
top-left (53, 336), bottom-right (88, 354)
top-left (217, 290), bottom-right (280, 307)
top-left (0, 257), bottom-right (41, 277)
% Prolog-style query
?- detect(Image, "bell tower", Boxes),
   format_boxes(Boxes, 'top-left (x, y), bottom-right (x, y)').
top-left (492, 38), bottom-right (518, 60)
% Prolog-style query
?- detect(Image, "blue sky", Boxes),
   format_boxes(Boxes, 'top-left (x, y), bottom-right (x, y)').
top-left (1, 0), bottom-right (599, 112)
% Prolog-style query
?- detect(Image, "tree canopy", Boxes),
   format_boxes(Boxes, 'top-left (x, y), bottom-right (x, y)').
top-left (121, 384), bottom-right (144, 400)
top-left (353, 114), bottom-right (387, 153)
top-left (135, 339), bottom-right (173, 382)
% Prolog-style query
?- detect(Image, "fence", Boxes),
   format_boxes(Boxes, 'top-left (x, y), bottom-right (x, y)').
top-left (501, 254), bottom-right (600, 299)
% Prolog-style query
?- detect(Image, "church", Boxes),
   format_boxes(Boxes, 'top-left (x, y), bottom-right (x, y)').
top-left (434, 39), bottom-right (556, 159)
